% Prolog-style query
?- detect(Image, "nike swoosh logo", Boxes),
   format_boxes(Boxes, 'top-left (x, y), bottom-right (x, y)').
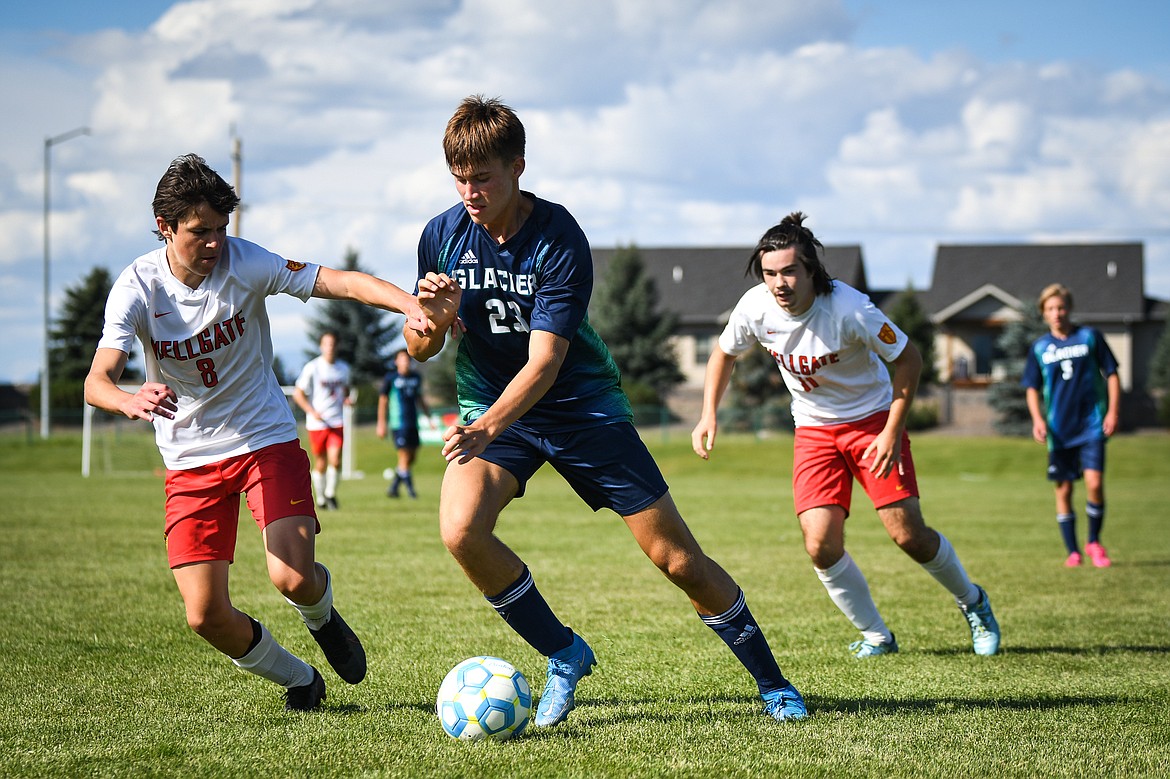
top-left (153, 311), bottom-right (172, 318)
top-left (290, 498), bottom-right (306, 505)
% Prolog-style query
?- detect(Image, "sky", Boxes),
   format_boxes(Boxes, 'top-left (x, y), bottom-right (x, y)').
top-left (2, 0), bottom-right (1168, 385)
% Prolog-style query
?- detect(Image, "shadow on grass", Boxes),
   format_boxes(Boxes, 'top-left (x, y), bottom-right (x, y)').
top-left (921, 644), bottom-right (1170, 656)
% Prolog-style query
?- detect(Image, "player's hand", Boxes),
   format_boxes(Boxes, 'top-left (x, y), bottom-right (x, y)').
top-left (441, 421), bottom-right (491, 464)
top-left (418, 273), bottom-right (462, 329)
top-left (1031, 421), bottom-right (1047, 445)
top-left (862, 431), bottom-right (902, 478)
top-left (122, 382), bottom-right (177, 421)
top-left (403, 299), bottom-right (434, 335)
top-left (691, 416), bottom-right (718, 460)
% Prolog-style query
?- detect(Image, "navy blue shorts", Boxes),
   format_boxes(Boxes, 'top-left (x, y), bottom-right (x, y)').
top-left (477, 421), bottom-right (669, 515)
top-left (393, 428), bottom-right (420, 450)
top-left (1047, 439), bottom-right (1106, 482)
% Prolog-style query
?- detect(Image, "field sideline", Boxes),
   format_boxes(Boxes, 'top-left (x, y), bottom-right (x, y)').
top-left (1, 427), bottom-right (1168, 778)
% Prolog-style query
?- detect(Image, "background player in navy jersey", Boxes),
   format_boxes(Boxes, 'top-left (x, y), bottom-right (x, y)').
top-left (692, 212), bottom-right (1000, 659)
top-left (405, 95), bottom-right (807, 726)
top-left (1022, 283), bottom-right (1121, 568)
top-left (377, 349), bottom-right (430, 498)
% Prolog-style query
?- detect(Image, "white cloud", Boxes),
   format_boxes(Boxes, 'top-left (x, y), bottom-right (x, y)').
top-left (1, 0), bottom-right (1167, 384)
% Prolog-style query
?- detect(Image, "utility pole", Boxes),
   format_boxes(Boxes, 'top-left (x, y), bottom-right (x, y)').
top-left (231, 130), bottom-right (243, 237)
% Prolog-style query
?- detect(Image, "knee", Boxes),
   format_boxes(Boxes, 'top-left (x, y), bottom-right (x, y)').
top-left (805, 538), bottom-right (844, 570)
top-left (892, 525), bottom-right (937, 559)
top-left (651, 546), bottom-right (707, 588)
top-left (185, 601), bottom-right (235, 641)
top-left (439, 514), bottom-right (482, 557)
top-left (271, 565), bottom-right (320, 604)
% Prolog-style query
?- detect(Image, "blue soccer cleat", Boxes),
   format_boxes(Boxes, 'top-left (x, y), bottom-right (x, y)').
top-left (849, 633), bottom-right (899, 659)
top-left (534, 632), bottom-right (596, 727)
top-left (959, 584), bottom-right (1001, 656)
top-left (761, 683), bottom-right (808, 722)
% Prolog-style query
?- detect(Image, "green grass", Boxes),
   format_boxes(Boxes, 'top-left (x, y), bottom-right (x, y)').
top-left (2, 426), bottom-right (1168, 778)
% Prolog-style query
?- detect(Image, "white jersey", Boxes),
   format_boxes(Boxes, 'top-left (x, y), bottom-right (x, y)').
top-left (295, 356), bottom-right (350, 430)
top-left (98, 238), bottom-right (320, 469)
top-left (719, 281), bottom-right (909, 427)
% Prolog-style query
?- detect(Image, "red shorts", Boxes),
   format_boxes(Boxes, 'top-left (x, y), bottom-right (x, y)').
top-left (792, 411), bottom-right (919, 516)
top-left (308, 426), bottom-right (344, 457)
top-left (163, 439), bottom-right (319, 568)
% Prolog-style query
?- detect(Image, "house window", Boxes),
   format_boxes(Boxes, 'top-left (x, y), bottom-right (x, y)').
top-left (972, 333), bottom-right (994, 376)
top-left (695, 335), bottom-right (714, 363)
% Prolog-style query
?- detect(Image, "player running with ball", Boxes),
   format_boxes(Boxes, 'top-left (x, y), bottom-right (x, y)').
top-left (693, 212), bottom-right (1001, 658)
top-left (407, 96), bottom-right (808, 726)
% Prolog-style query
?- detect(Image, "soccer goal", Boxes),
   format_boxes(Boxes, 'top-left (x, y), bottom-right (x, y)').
top-left (81, 386), bottom-right (359, 478)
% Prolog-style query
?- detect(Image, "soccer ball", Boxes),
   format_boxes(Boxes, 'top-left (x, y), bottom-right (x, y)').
top-left (436, 656), bottom-right (531, 741)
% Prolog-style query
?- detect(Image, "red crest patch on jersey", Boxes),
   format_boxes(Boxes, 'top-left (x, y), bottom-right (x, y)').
top-left (878, 322), bottom-right (897, 345)
top-left (286, 260), bottom-right (306, 272)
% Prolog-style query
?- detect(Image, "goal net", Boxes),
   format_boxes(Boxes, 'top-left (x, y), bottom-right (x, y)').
top-left (81, 386), bottom-right (358, 478)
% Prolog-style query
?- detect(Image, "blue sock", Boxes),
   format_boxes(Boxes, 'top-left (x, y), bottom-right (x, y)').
top-left (1057, 513), bottom-right (1078, 553)
top-left (700, 589), bottom-right (789, 695)
top-left (486, 567), bottom-right (573, 657)
top-left (1086, 502), bottom-right (1104, 544)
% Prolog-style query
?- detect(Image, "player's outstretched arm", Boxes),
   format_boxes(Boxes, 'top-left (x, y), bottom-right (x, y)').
top-left (313, 266), bottom-right (431, 334)
top-left (85, 347), bottom-right (177, 422)
top-left (692, 348), bottom-right (738, 460)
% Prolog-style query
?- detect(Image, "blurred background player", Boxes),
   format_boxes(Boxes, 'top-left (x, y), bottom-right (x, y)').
top-left (1022, 283), bottom-right (1121, 568)
top-left (692, 212), bottom-right (1001, 658)
top-left (85, 153), bottom-right (429, 711)
top-left (377, 349), bottom-right (431, 498)
top-left (406, 96), bottom-right (807, 726)
top-left (294, 331), bottom-right (351, 510)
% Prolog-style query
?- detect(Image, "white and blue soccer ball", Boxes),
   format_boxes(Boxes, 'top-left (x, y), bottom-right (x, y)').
top-left (436, 656), bottom-right (531, 741)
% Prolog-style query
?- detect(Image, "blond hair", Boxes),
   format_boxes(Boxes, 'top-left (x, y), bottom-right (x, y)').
top-left (1037, 283), bottom-right (1073, 312)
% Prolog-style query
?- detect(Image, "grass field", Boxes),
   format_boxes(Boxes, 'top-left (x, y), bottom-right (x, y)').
top-left (2, 425), bottom-right (1168, 778)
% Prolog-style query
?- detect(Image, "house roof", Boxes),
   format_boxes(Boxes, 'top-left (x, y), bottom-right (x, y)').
top-left (590, 245), bottom-right (865, 326)
top-left (923, 243), bottom-right (1147, 324)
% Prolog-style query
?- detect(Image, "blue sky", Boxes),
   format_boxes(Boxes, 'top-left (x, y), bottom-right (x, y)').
top-left (1, 0), bottom-right (1168, 384)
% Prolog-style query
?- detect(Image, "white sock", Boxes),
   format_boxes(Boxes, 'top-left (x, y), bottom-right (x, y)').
top-left (920, 533), bottom-right (980, 606)
top-left (325, 467), bottom-right (339, 499)
top-left (815, 552), bottom-right (892, 645)
top-left (232, 622), bottom-right (314, 688)
top-left (310, 470), bottom-right (325, 504)
top-left (287, 563), bottom-right (333, 630)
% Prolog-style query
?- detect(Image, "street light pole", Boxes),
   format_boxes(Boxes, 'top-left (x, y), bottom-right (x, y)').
top-left (41, 126), bottom-right (89, 439)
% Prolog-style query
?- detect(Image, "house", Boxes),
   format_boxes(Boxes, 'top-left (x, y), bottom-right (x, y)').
top-left (590, 242), bottom-right (1166, 430)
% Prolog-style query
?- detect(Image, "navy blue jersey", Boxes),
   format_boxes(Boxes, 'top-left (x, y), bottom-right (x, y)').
top-left (380, 370), bottom-right (423, 432)
top-left (417, 195), bottom-right (631, 433)
top-left (1021, 325), bottom-right (1119, 449)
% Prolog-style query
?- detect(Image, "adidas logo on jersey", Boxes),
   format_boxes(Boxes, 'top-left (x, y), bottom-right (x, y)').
top-left (458, 250), bottom-right (479, 265)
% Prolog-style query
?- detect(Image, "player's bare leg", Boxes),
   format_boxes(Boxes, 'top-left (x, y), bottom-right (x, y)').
top-left (265, 515), bottom-right (366, 684)
top-left (173, 558), bottom-right (322, 708)
top-left (439, 457), bottom-right (588, 725)
top-left (799, 505), bottom-right (894, 655)
top-left (625, 493), bottom-right (806, 721)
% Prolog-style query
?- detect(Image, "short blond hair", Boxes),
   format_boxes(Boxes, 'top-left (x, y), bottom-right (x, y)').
top-left (1037, 283), bottom-right (1073, 312)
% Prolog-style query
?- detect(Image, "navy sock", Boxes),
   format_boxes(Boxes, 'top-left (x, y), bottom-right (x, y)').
top-left (700, 589), bottom-right (788, 695)
top-left (486, 566), bottom-right (572, 657)
top-left (1057, 513), bottom-right (1078, 553)
top-left (1086, 502), bottom-right (1104, 544)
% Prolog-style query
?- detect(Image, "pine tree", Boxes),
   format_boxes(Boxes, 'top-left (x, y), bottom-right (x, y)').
top-left (886, 283), bottom-right (937, 386)
top-left (1147, 321), bottom-right (1170, 426)
top-left (988, 304), bottom-right (1048, 435)
top-left (305, 249), bottom-right (405, 415)
top-left (591, 245), bottom-right (683, 406)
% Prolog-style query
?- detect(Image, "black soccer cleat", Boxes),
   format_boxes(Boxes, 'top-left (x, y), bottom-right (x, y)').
top-left (284, 667), bottom-right (326, 712)
top-left (325, 496), bottom-right (339, 510)
top-left (309, 607), bottom-right (367, 684)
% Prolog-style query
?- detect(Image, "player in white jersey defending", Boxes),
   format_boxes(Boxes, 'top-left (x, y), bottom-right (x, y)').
top-left (294, 331), bottom-right (351, 510)
top-left (692, 212), bottom-right (1001, 657)
top-left (85, 154), bottom-right (431, 711)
